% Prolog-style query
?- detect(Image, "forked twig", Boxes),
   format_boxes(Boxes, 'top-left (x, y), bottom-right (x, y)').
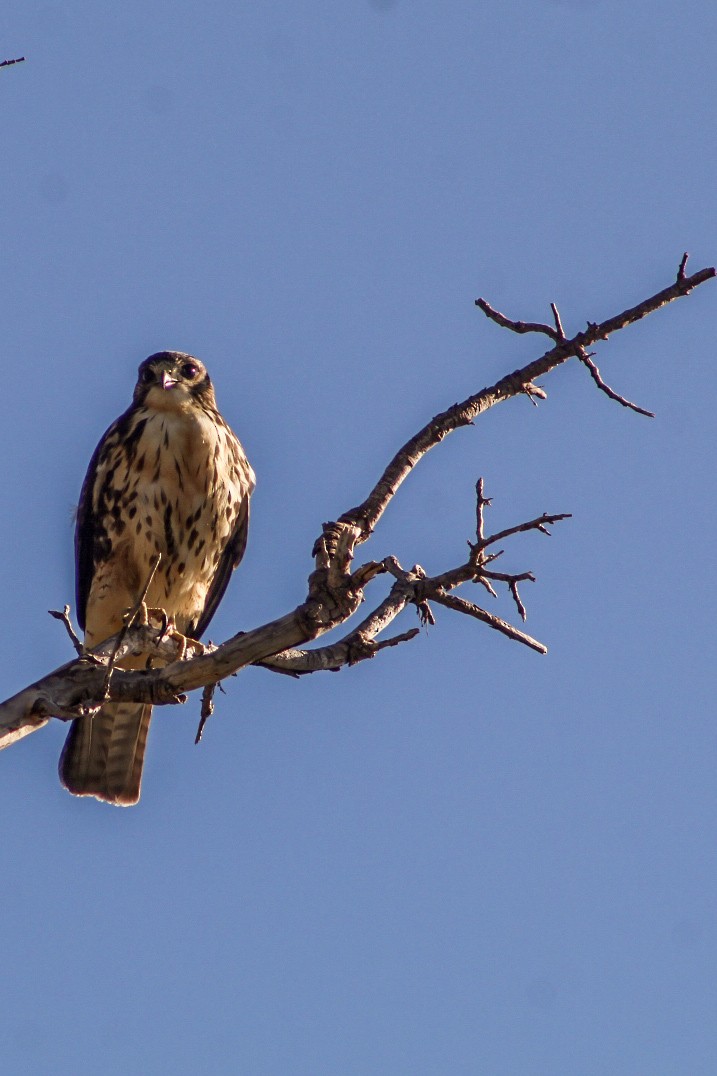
top-left (478, 512), bottom-right (572, 550)
top-left (475, 477), bottom-right (491, 544)
top-left (474, 298), bottom-right (559, 340)
top-left (0, 259), bottom-right (714, 750)
top-left (483, 571), bottom-right (536, 622)
top-left (48, 605), bottom-right (84, 657)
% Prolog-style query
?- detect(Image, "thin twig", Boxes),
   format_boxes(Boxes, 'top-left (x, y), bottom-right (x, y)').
top-left (102, 553), bottom-right (161, 698)
top-left (195, 682), bottom-right (217, 744)
top-left (483, 571), bottom-right (536, 622)
top-left (0, 261), bottom-right (714, 748)
top-left (509, 580), bottom-right (527, 621)
top-left (575, 345), bottom-right (654, 417)
top-left (677, 252), bottom-right (689, 281)
top-left (48, 605), bottom-right (84, 657)
top-left (0, 57), bottom-right (25, 69)
top-left (371, 627), bottom-right (420, 654)
top-left (476, 576), bottom-right (498, 599)
top-left (329, 261), bottom-right (714, 555)
top-left (550, 302), bottom-right (566, 340)
top-left (480, 512), bottom-right (572, 549)
top-left (522, 381), bottom-right (545, 407)
top-left (475, 298), bottom-right (559, 340)
top-left (431, 590), bottom-right (547, 653)
top-left (475, 477), bottom-right (490, 543)
top-left (483, 569), bottom-right (536, 584)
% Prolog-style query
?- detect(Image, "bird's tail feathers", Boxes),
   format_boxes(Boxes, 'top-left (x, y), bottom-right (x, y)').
top-left (59, 702), bottom-right (153, 807)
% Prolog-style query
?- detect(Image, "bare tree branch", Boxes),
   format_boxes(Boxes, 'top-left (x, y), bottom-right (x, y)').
top-left (429, 591), bottom-right (547, 654)
top-left (475, 477), bottom-right (490, 543)
top-left (323, 255), bottom-right (714, 555)
top-left (574, 344), bottom-right (654, 417)
top-left (48, 606), bottom-right (84, 657)
top-left (0, 259), bottom-right (714, 751)
top-left (478, 512), bottom-right (572, 549)
top-left (474, 298), bottom-right (559, 340)
top-left (195, 682), bottom-right (218, 743)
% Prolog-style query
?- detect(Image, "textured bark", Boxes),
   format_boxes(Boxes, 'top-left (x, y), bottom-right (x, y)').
top-left (1, 258), bottom-right (714, 750)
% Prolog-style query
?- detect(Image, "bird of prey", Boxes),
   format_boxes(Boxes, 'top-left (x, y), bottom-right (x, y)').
top-left (59, 352), bottom-right (255, 806)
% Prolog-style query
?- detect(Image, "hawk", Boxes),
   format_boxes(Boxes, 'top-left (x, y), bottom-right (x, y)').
top-left (59, 351), bottom-right (255, 806)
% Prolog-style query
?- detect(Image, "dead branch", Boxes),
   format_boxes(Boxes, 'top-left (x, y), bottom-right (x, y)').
top-left (195, 682), bottom-right (218, 743)
top-left (323, 255), bottom-right (713, 552)
top-left (574, 344), bottom-right (654, 417)
top-left (474, 299), bottom-right (559, 340)
top-left (477, 512), bottom-right (572, 549)
top-left (429, 592), bottom-right (547, 654)
top-left (48, 606), bottom-right (84, 657)
top-left (0, 258), bottom-right (713, 750)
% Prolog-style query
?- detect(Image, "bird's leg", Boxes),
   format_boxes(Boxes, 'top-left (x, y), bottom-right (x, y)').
top-left (127, 599), bottom-right (153, 628)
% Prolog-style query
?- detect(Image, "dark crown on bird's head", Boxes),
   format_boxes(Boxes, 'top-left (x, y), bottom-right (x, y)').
top-left (132, 350), bottom-right (217, 409)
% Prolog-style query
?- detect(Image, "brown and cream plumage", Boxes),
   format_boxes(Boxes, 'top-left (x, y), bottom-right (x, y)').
top-left (59, 351), bottom-right (255, 806)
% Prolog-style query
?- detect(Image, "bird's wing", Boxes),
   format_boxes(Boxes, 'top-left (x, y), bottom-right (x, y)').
top-left (74, 432), bottom-right (107, 633)
top-left (191, 493), bottom-right (251, 640)
top-left (74, 408), bottom-right (136, 633)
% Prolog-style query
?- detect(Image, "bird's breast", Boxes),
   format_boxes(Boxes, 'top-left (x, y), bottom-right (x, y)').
top-left (93, 405), bottom-right (252, 626)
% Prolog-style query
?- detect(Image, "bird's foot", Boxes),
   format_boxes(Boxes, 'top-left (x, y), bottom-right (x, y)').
top-left (121, 604), bottom-right (204, 660)
top-left (165, 629), bottom-right (206, 662)
top-left (144, 608), bottom-right (205, 660)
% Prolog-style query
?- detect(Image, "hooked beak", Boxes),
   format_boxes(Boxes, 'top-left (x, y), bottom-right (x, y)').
top-left (161, 371), bottom-right (178, 390)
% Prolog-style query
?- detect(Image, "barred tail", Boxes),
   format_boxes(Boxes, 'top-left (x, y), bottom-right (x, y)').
top-left (59, 702), bottom-right (153, 807)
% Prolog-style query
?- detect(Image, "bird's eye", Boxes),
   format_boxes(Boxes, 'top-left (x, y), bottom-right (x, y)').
top-left (181, 362), bottom-right (199, 379)
top-left (140, 367), bottom-right (155, 384)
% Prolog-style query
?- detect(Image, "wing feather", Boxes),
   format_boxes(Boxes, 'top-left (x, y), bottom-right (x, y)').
top-left (74, 434), bottom-right (106, 633)
top-left (192, 494), bottom-right (251, 639)
top-left (74, 407), bottom-right (135, 632)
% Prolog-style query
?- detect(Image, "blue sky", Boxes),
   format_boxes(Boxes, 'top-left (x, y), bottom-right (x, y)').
top-left (1, 2), bottom-right (716, 1073)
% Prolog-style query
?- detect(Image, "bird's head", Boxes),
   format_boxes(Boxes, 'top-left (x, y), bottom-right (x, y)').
top-left (133, 351), bottom-right (217, 412)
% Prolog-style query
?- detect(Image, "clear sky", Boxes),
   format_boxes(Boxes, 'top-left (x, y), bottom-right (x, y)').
top-left (1, 2), bottom-right (716, 1074)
